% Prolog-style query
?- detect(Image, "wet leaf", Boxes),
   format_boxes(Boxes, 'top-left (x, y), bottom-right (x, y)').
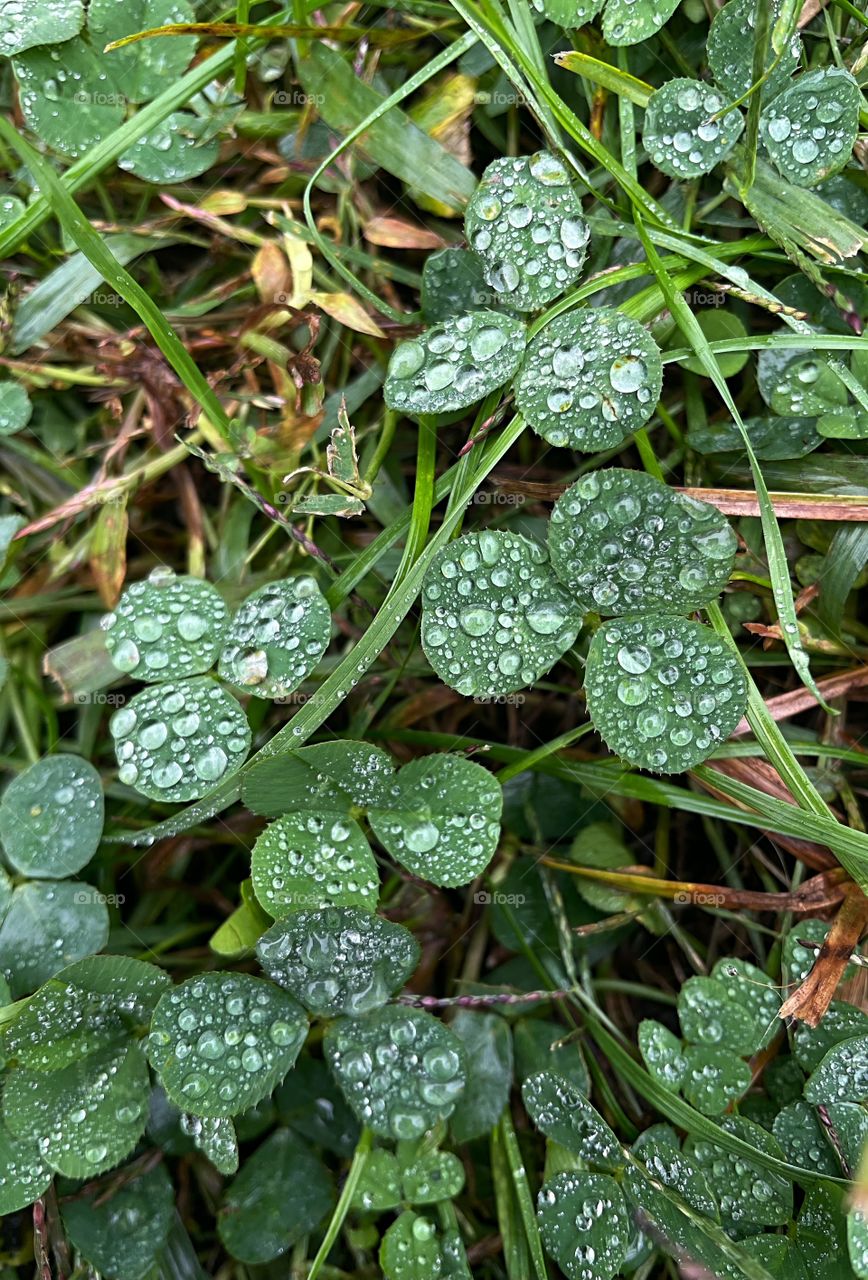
top-left (119, 113), bottom-right (219, 184)
top-left (181, 1113), bottom-right (239, 1175)
top-left (687, 414), bottom-right (823, 459)
top-left (684, 1117), bottom-right (793, 1227)
top-left (384, 310), bottom-right (526, 416)
top-left (243, 740), bottom-right (396, 817)
top-left (804, 1033), bottom-right (868, 1105)
top-left (325, 1006), bottom-right (467, 1139)
top-left (537, 1171), bottom-right (629, 1280)
top-left (849, 1209), bottom-right (868, 1279)
top-left (0, 1122), bottom-right (52, 1214)
top-left (757, 346), bottom-right (847, 417)
top-left (449, 1010), bottom-right (513, 1141)
top-left (102, 568), bottom-right (228, 680)
top-left (0, 879), bottom-right (109, 998)
top-left (681, 1045), bottom-right (751, 1115)
top-left (251, 813), bottom-right (379, 915)
top-left (0, 379), bottom-right (31, 435)
top-left (420, 530), bottom-right (581, 699)
top-left (642, 80), bottom-right (743, 179)
top-left (521, 1072), bottom-right (623, 1171)
top-left (515, 308), bottom-right (662, 452)
top-left (678, 975), bottom-right (761, 1056)
top-left (353, 1147), bottom-right (404, 1210)
top-left (421, 247), bottom-right (495, 321)
top-left (369, 753), bottom-right (502, 888)
top-left (760, 69), bottom-right (860, 188)
top-left (61, 1164), bottom-right (174, 1280)
top-left (771, 1100), bottom-right (842, 1176)
top-left (380, 1210), bottom-right (443, 1280)
top-left (585, 615), bottom-right (746, 773)
top-left (88, 0), bottom-right (197, 104)
top-left (147, 971), bottom-right (308, 1116)
top-left (0, 0), bottom-right (84, 56)
top-left (218, 576), bottom-right (331, 700)
top-left (793, 1000), bottom-right (868, 1073)
top-left (638, 1019), bottom-right (686, 1092)
top-left (0, 753), bottom-right (103, 878)
top-left (548, 469), bottom-right (736, 614)
top-left (401, 1149), bottom-right (465, 1204)
top-left (464, 152), bottom-right (589, 311)
top-left (710, 957), bottom-right (781, 1050)
top-left (707, 0), bottom-right (801, 101)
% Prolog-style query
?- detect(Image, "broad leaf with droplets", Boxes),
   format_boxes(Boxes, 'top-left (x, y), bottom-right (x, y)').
top-left (353, 1148), bottom-right (404, 1211)
top-left (325, 1006), bottom-right (467, 1139)
top-left (757, 345), bottom-right (847, 417)
top-left (0, 753), bottom-right (103, 877)
top-left (110, 678), bottom-right (251, 802)
top-left (251, 813), bottom-right (379, 916)
top-left (532, 0), bottom-right (603, 24)
top-left (850, 1209), bottom-right (868, 1279)
top-left (0, 0), bottom-right (84, 56)
top-left (638, 1020), bottom-right (686, 1092)
top-left (537, 1171), bottom-right (629, 1280)
top-left (584, 616), bottom-right (747, 774)
top-left (684, 1117), bottom-right (793, 1227)
top-left (760, 69), bottom-right (860, 188)
top-left (678, 975), bottom-right (761, 1057)
top-left (420, 530), bottom-right (580, 698)
top-left (515, 308), bottom-right (662, 452)
top-left (369, 754), bottom-right (501, 887)
top-left (4, 1041), bottom-right (150, 1177)
top-left (521, 1072), bottom-right (623, 1170)
top-left (401, 1149), bottom-right (465, 1204)
top-left (687, 413), bottom-right (823, 460)
top-left (642, 80), bottom-right (743, 179)
top-left (61, 1164), bottom-right (174, 1280)
top-left (421, 247), bottom-right (496, 322)
top-left (793, 1001), bottom-right (868, 1073)
top-left (180, 1113), bottom-right (239, 1175)
top-left (256, 907), bottom-right (420, 1017)
top-left (707, 0), bottom-right (801, 101)
top-left (102, 568), bottom-right (229, 680)
top-left (383, 311), bottom-right (526, 416)
top-left (804, 1033), bottom-right (868, 1105)
top-left (681, 1046), bottom-right (751, 1115)
top-left (548, 469), bottom-right (736, 614)
top-left (243, 740), bottom-right (396, 818)
top-left (464, 152), bottom-right (589, 312)
top-left (0, 1124), bottom-right (52, 1214)
top-left (0, 879), bottom-right (109, 998)
top-left (0, 380), bottom-right (32, 435)
top-left (773, 1099), bottom-right (865, 1176)
top-left (380, 1210), bottom-right (443, 1280)
top-left (710, 957), bottom-right (781, 1050)
top-left (602, 0), bottom-right (680, 44)
top-left (147, 971), bottom-right (308, 1117)
top-left (218, 576), bottom-right (331, 699)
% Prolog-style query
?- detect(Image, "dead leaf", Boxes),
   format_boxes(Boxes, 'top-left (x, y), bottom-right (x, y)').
top-left (364, 216), bottom-right (447, 250)
top-left (89, 495), bottom-right (128, 608)
top-left (309, 290), bottom-right (386, 337)
top-left (252, 242), bottom-right (290, 304)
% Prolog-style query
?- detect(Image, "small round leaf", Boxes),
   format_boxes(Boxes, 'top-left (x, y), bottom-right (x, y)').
top-left (707, 0), bottom-right (801, 101)
top-left (684, 1117), bottom-right (793, 1227)
top-left (401, 1150), bottom-right (465, 1204)
top-left (180, 1113), bottom-right (239, 1175)
top-left (0, 0), bottom-right (84, 55)
top-left (537, 1171), bottom-right (629, 1280)
top-left (61, 1164), bottom-right (174, 1280)
top-left (380, 1210), bottom-right (443, 1280)
top-left (0, 1125), bottom-right (52, 1214)
top-left (677, 975), bottom-right (758, 1055)
top-left (369, 754), bottom-right (502, 888)
top-left (681, 1045), bottom-right (751, 1115)
top-left (243, 740), bottom-right (395, 818)
top-left (256, 906), bottom-right (420, 1016)
top-left (0, 753), bottom-right (103, 878)
top-left (772, 1100), bottom-right (840, 1177)
top-left (532, 0), bottom-right (603, 24)
top-left (0, 880), bottom-right (109, 998)
top-left (643, 80), bottom-right (743, 179)
top-left (521, 1072), bottom-right (623, 1170)
top-left (421, 247), bottom-right (497, 322)
top-left (585, 616), bottom-right (747, 774)
top-left (515, 308), bottom-right (662, 452)
top-left (804, 1033), bottom-right (868, 1105)
top-left (710, 957), bottom-right (781, 1050)
top-left (101, 568), bottom-right (229, 680)
top-left (147, 971), bottom-right (308, 1117)
top-left (0, 380), bottom-right (32, 436)
top-left (687, 414), bottom-right (823, 460)
top-left (119, 113), bottom-right (220, 184)
top-left (760, 69), bottom-right (860, 188)
top-left (251, 813), bottom-right (379, 916)
top-left (218, 576), bottom-right (331, 699)
top-left (383, 310), bottom-right (526, 416)
top-left (110, 678), bottom-right (251, 802)
top-left (325, 1006), bottom-right (467, 1139)
top-left (793, 1000), bottom-right (868, 1073)
top-left (603, 0), bottom-right (680, 45)
top-left (548, 469), bottom-right (736, 614)
top-left (421, 530), bottom-right (581, 698)
top-left (638, 1019), bottom-right (686, 1092)
top-left (352, 1148), bottom-right (403, 1211)
top-left (757, 346), bottom-right (846, 417)
top-left (464, 152), bottom-right (589, 311)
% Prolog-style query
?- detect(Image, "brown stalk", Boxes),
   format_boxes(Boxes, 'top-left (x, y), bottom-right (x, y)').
top-left (779, 886), bottom-right (868, 1025)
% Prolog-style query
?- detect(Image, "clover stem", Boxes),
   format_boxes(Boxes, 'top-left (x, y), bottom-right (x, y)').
top-left (307, 1128), bottom-right (373, 1280)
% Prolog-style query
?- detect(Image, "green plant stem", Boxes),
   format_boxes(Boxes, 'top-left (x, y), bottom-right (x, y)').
top-left (394, 414), bottom-right (438, 583)
top-left (496, 723), bottom-right (594, 784)
top-left (307, 1128), bottom-right (373, 1280)
top-left (498, 1110), bottom-right (548, 1280)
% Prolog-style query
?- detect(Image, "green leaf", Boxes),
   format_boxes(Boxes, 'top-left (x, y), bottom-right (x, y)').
top-left (771, 1100), bottom-right (841, 1177)
top-left (421, 248), bottom-right (495, 322)
top-left (4, 1042), bottom-right (149, 1177)
top-left (275, 1056), bottom-right (360, 1157)
top-left (515, 308), bottom-right (662, 452)
top-left (352, 1147), bottom-right (404, 1211)
top-left (632, 1125), bottom-right (718, 1218)
top-left (678, 975), bottom-right (760, 1056)
top-left (369, 753), bottom-right (503, 888)
top-left (0, 753), bottom-right (103, 878)
top-left (101, 569), bottom-right (229, 680)
top-left (514, 1019), bottom-right (591, 1096)
top-left (681, 1045), bottom-right (751, 1115)
top-left (548, 468), bottom-right (736, 614)
top-left (0, 1122), bottom-right (52, 1214)
top-left (707, 0), bottom-right (801, 101)
top-left (210, 881), bottom-right (271, 958)
top-left (325, 1006), bottom-right (467, 1139)
top-left (380, 1210), bottom-right (443, 1280)
top-left (816, 407), bottom-right (868, 439)
top-left (638, 1020), bottom-right (687, 1092)
top-left (110, 677), bottom-right (251, 802)
top-left (0, 380), bottom-right (31, 435)
top-left (14, 40), bottom-right (124, 158)
top-left (383, 311), bottom-right (526, 416)
top-left (603, 0), bottom-right (680, 43)
top-left (585, 615), bottom-right (747, 774)
top-left (420, 530), bottom-right (581, 699)
top-left (682, 311), bottom-right (749, 378)
top-left (793, 1001), bottom-right (868, 1073)
top-left (687, 414), bottom-right (823, 460)
top-left (251, 813), bottom-right (379, 916)
top-left (684, 1117), bottom-right (793, 1227)
top-left (521, 1072), bottom-right (623, 1171)
top-left (180, 1113), bottom-right (239, 1175)
top-left (849, 1209), bottom-right (868, 1279)
top-left (449, 1010), bottom-right (513, 1141)
top-left (757, 346), bottom-right (847, 417)
top-left (89, 0), bottom-right (197, 104)
top-left (0, 879), bottom-right (109, 998)
top-left (537, 1171), bottom-right (629, 1280)
top-left (464, 152), bottom-right (589, 312)
top-left (217, 576), bottom-right (331, 700)
top-left (147, 971), bottom-right (308, 1116)
top-left (710, 957), bottom-right (781, 1050)
top-left (243, 740), bottom-right (396, 818)
top-left (2, 954), bottom-right (169, 1071)
top-left (642, 80), bottom-right (743, 179)
top-left (119, 112), bottom-right (219, 184)
top-left (760, 69), bottom-right (860, 188)
top-left (61, 1164), bottom-right (174, 1280)
top-left (0, 0), bottom-right (84, 54)
top-left (804, 1034), bottom-right (868, 1105)
top-left (218, 1129), bottom-right (334, 1264)
top-left (401, 1149), bottom-right (466, 1204)
top-left (533, 0), bottom-right (604, 26)
top-left (256, 906), bottom-right (420, 1017)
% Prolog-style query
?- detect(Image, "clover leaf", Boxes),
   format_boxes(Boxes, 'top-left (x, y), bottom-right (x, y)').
top-left (521, 1072), bottom-right (623, 1170)
top-left (760, 69), bottom-right (860, 188)
top-left (681, 1046), bottom-right (751, 1115)
top-left (181, 1113), bottom-right (239, 1175)
top-left (707, 0), bottom-right (801, 101)
top-left (380, 1211), bottom-right (443, 1280)
top-left (147, 971), bottom-right (308, 1117)
top-left (251, 813), bottom-right (379, 916)
top-left (420, 530), bottom-right (581, 698)
top-left (325, 1006), bottom-right (467, 1139)
top-left (534, 0), bottom-right (679, 42)
top-left (710, 956), bottom-right (781, 1050)
top-left (0, 0), bottom-right (84, 55)
top-left (687, 413), bottom-right (823, 460)
top-left (757, 346), bottom-right (848, 417)
top-left (421, 247), bottom-right (496, 322)
top-left (384, 311), bottom-right (526, 416)
top-left (804, 1033), bottom-right (868, 1104)
top-left (256, 906), bottom-right (420, 1017)
top-left (464, 152), bottom-right (589, 311)
top-left (638, 1019), bottom-right (686, 1091)
top-left (793, 1001), bottom-right (868, 1073)
top-left (548, 469), bottom-right (736, 614)
top-left (61, 1164), bottom-right (174, 1280)
top-left (0, 879), bottom-right (109, 998)
top-left (515, 308), bottom-right (662, 452)
top-left (0, 380), bottom-right (32, 435)
top-left (369, 753), bottom-right (502, 888)
top-left (102, 569), bottom-right (229, 679)
top-left (243, 740), bottom-right (396, 817)
top-left (537, 1172), bottom-right (629, 1280)
top-left (218, 576), bottom-right (331, 700)
top-left (401, 1149), bottom-right (465, 1204)
top-left (684, 1117), bottom-right (793, 1227)
top-left (110, 677), bottom-right (251, 801)
top-left (0, 753), bottom-right (103, 877)
top-left (642, 80), bottom-right (743, 179)
top-left (677, 975), bottom-right (760, 1056)
top-left (353, 1148), bottom-right (404, 1211)
top-left (0, 1124), bottom-right (52, 1214)
top-left (584, 616), bottom-right (747, 773)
